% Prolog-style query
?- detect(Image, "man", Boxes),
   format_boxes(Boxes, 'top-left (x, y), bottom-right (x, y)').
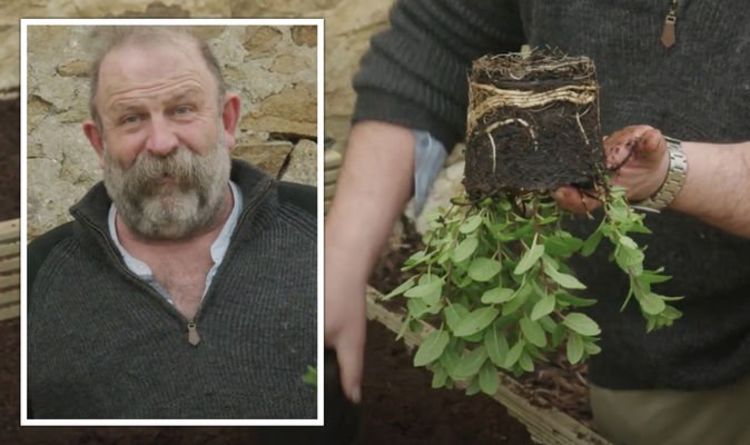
top-left (28, 27), bottom-right (317, 419)
top-left (326, 1), bottom-right (750, 444)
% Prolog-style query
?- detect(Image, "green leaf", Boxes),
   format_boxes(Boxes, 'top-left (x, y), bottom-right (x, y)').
top-left (454, 306), bottom-right (499, 337)
top-left (614, 244), bottom-right (645, 274)
top-left (543, 261), bottom-right (586, 290)
top-left (465, 376), bottom-right (481, 395)
top-left (566, 332), bottom-right (584, 364)
top-left (404, 279), bottom-right (443, 305)
top-left (551, 324), bottom-right (566, 346)
top-left (431, 364), bottom-right (449, 389)
top-left (406, 298), bottom-right (429, 318)
top-left (520, 317), bottom-right (547, 347)
top-left (538, 315), bottom-right (557, 333)
top-left (439, 339), bottom-right (461, 378)
top-left (563, 312), bottom-right (601, 336)
top-left (618, 235), bottom-right (639, 250)
top-left (530, 292), bottom-right (556, 321)
top-left (544, 235), bottom-right (584, 257)
top-left (463, 330), bottom-right (485, 343)
top-left (518, 351), bottom-right (535, 372)
top-left (453, 346), bottom-right (488, 379)
top-left (414, 329), bottom-right (450, 367)
top-left (478, 362), bottom-right (499, 395)
top-left (484, 321), bottom-right (509, 367)
top-left (481, 287), bottom-right (515, 304)
top-left (444, 302), bottom-right (469, 332)
top-left (638, 291), bottom-right (666, 315)
top-left (581, 230), bottom-right (603, 257)
top-left (504, 340), bottom-right (525, 369)
top-left (555, 291), bottom-right (597, 308)
top-left (302, 365), bottom-right (317, 386)
top-left (381, 276), bottom-right (417, 300)
top-left (502, 282), bottom-right (533, 316)
top-left (514, 244), bottom-right (545, 275)
top-left (583, 340), bottom-right (602, 355)
top-left (459, 215), bottom-right (483, 234)
top-left (453, 236), bottom-right (479, 263)
top-left (404, 250), bottom-right (431, 268)
top-left (641, 270), bottom-right (672, 284)
top-left (404, 279), bottom-right (441, 298)
top-left (468, 257), bottom-right (502, 282)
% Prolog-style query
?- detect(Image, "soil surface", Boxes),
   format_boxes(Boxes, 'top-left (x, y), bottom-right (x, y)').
top-left (0, 98), bottom-right (20, 222)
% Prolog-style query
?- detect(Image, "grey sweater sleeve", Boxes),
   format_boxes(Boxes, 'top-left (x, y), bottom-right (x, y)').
top-left (352, 0), bottom-right (525, 150)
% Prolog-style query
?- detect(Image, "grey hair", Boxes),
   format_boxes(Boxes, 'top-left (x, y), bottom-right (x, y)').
top-left (88, 26), bottom-right (227, 129)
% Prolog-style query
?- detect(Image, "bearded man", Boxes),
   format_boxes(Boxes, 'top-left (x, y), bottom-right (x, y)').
top-left (27, 27), bottom-right (317, 420)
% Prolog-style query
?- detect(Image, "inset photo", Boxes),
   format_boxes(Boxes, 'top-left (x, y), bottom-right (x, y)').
top-left (21, 18), bottom-right (323, 425)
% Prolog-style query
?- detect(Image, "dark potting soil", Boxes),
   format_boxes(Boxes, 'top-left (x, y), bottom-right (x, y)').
top-left (0, 98), bottom-right (20, 222)
top-left (464, 53), bottom-right (604, 199)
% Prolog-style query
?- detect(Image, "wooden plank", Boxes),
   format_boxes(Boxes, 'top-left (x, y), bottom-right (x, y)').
top-left (0, 256), bottom-right (19, 274)
top-left (365, 288), bottom-right (611, 445)
top-left (0, 288), bottom-right (20, 307)
top-left (0, 241), bottom-right (19, 258)
top-left (0, 219), bottom-right (19, 242)
top-left (0, 303), bottom-right (20, 321)
top-left (0, 273), bottom-right (19, 289)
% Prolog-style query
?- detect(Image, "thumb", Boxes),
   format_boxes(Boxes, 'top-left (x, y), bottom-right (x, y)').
top-left (334, 324), bottom-right (366, 404)
top-left (636, 128), bottom-right (667, 161)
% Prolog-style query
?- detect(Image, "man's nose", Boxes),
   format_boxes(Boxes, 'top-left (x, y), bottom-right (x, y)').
top-left (145, 116), bottom-right (179, 156)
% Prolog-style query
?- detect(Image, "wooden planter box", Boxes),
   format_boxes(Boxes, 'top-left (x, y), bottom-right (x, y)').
top-left (365, 287), bottom-right (610, 445)
top-left (0, 218), bottom-right (20, 321)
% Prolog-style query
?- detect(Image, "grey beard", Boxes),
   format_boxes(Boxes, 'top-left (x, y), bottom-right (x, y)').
top-left (103, 132), bottom-right (231, 240)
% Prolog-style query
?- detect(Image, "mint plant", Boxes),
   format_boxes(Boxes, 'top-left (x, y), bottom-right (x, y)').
top-left (383, 184), bottom-right (681, 396)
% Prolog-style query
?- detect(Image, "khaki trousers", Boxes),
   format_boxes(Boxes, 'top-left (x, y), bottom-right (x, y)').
top-left (590, 374), bottom-right (750, 445)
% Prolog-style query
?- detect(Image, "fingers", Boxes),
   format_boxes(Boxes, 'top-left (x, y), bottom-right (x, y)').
top-left (554, 186), bottom-right (602, 214)
top-left (635, 128), bottom-right (667, 161)
top-left (334, 325), bottom-right (366, 404)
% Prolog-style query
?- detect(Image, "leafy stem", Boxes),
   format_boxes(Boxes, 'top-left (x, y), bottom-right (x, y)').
top-left (386, 181), bottom-right (681, 395)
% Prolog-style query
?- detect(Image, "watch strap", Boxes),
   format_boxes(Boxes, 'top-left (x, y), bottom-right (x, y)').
top-left (634, 136), bottom-right (688, 211)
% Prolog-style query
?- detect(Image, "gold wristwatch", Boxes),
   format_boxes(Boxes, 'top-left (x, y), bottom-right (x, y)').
top-left (634, 136), bottom-right (688, 211)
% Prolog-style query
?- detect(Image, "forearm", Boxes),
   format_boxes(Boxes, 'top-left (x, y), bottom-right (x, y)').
top-left (671, 141), bottom-right (750, 238)
top-left (326, 121), bottom-right (416, 281)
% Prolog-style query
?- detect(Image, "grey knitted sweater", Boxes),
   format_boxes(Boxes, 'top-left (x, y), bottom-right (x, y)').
top-left (354, 0), bottom-right (750, 390)
top-left (28, 160), bottom-right (317, 418)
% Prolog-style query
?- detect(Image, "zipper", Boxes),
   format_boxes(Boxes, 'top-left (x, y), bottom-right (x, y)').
top-left (187, 321), bottom-right (201, 345)
top-left (73, 177), bottom-right (274, 347)
top-left (661, 0), bottom-right (678, 48)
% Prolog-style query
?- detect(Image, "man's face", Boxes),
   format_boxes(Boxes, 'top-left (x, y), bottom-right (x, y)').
top-left (90, 39), bottom-right (233, 239)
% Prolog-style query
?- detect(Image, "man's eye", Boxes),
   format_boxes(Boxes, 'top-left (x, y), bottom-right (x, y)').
top-left (174, 105), bottom-right (194, 115)
top-left (120, 114), bottom-right (141, 125)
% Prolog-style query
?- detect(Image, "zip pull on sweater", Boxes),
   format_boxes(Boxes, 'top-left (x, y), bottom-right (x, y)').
top-left (661, 0), bottom-right (678, 48)
top-left (187, 321), bottom-right (201, 346)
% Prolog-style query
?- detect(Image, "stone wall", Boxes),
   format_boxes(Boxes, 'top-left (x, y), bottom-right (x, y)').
top-left (26, 24), bottom-right (318, 237)
top-left (0, 0), bottom-right (397, 235)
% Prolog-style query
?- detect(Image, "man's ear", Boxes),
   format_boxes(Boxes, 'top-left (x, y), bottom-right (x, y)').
top-left (221, 93), bottom-right (241, 151)
top-left (83, 119), bottom-right (106, 168)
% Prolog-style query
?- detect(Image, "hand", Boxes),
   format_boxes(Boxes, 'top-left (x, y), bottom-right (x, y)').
top-left (554, 125), bottom-right (670, 213)
top-left (324, 237), bottom-right (367, 404)
top-left (324, 121), bottom-right (418, 403)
